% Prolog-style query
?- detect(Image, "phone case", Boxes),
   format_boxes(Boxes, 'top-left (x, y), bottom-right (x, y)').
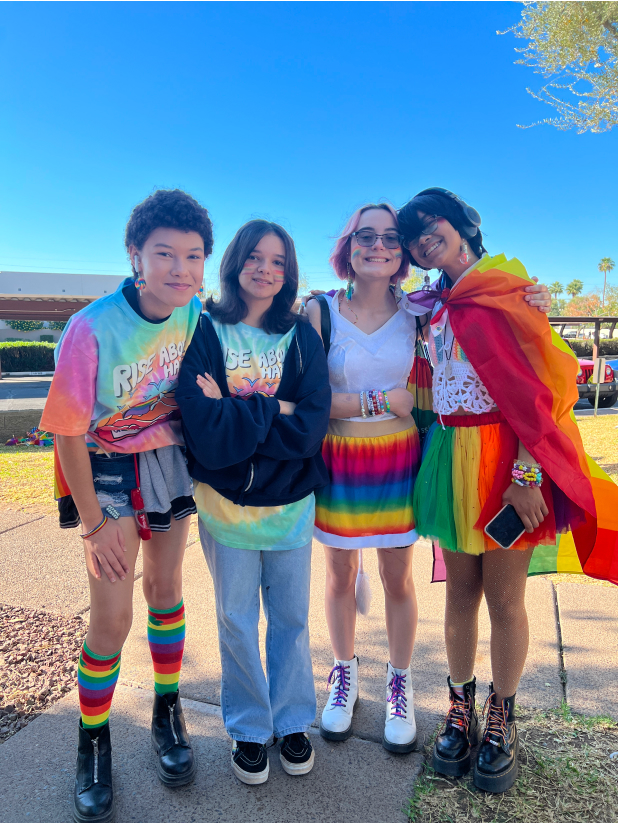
top-left (484, 504), bottom-right (526, 550)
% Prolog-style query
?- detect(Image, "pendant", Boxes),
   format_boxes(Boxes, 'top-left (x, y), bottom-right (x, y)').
top-left (445, 361), bottom-right (452, 378)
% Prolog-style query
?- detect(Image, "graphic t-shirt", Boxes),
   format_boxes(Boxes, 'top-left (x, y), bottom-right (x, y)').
top-left (41, 278), bottom-right (201, 453)
top-left (194, 318), bottom-right (315, 551)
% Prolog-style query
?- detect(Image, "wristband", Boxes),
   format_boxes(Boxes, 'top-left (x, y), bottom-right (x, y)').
top-left (511, 460), bottom-right (542, 487)
top-left (80, 516), bottom-right (108, 539)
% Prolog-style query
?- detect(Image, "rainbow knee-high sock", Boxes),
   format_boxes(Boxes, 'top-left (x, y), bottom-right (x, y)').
top-left (78, 642), bottom-right (121, 730)
top-left (147, 599), bottom-right (186, 695)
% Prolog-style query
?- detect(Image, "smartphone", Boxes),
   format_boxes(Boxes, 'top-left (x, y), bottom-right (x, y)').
top-left (484, 504), bottom-right (526, 549)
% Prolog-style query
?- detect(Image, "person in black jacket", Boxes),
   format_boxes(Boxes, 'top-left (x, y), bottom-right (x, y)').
top-left (176, 219), bottom-right (331, 786)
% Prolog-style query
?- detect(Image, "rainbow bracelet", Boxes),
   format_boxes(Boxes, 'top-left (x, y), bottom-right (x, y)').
top-left (383, 391), bottom-right (391, 413)
top-left (80, 516), bottom-right (108, 539)
top-left (511, 460), bottom-right (543, 487)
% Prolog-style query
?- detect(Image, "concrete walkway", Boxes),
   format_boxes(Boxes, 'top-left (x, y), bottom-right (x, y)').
top-left (0, 516), bottom-right (616, 823)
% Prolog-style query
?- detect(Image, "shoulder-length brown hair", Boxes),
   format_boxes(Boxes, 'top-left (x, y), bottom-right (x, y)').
top-left (206, 220), bottom-right (299, 334)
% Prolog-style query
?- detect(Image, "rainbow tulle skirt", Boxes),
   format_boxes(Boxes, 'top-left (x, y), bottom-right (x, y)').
top-left (413, 411), bottom-right (585, 557)
top-left (314, 417), bottom-right (421, 550)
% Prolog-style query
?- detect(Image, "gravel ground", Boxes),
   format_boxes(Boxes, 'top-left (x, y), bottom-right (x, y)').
top-left (0, 604), bottom-right (87, 742)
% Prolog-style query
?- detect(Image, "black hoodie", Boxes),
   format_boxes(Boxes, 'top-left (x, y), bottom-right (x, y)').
top-left (176, 314), bottom-right (331, 507)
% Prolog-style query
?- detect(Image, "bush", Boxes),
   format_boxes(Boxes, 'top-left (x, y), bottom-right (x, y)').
top-left (569, 339), bottom-right (618, 358)
top-left (4, 320), bottom-right (45, 332)
top-left (0, 342), bottom-right (56, 372)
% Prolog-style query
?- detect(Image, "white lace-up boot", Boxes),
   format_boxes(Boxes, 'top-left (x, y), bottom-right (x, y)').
top-left (319, 656), bottom-right (359, 741)
top-left (383, 661), bottom-right (417, 753)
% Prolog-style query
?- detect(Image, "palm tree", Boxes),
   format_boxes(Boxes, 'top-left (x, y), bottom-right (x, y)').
top-left (548, 281), bottom-right (563, 300)
top-left (566, 279), bottom-right (584, 299)
top-left (599, 257), bottom-right (615, 308)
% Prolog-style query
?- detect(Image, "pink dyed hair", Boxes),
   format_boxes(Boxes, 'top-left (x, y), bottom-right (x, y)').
top-left (329, 202), bottom-right (411, 283)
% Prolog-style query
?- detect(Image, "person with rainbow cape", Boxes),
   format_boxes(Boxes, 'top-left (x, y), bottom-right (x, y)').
top-left (400, 188), bottom-right (618, 794)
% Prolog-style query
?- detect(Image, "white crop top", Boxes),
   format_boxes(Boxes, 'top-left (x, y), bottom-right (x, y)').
top-left (325, 292), bottom-right (417, 423)
top-left (428, 304), bottom-right (496, 416)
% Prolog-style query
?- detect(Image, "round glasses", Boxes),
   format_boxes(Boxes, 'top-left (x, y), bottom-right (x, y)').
top-left (403, 216), bottom-right (440, 250)
top-left (350, 230), bottom-right (403, 249)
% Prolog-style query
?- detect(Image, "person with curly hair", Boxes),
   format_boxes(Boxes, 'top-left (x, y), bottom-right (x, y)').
top-left (41, 189), bottom-right (213, 823)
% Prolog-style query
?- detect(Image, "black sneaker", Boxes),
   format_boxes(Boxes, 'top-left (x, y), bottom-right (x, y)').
top-left (231, 740), bottom-right (269, 785)
top-left (279, 732), bottom-right (315, 775)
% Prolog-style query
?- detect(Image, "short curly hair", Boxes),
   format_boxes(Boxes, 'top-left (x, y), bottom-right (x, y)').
top-left (124, 189), bottom-right (214, 268)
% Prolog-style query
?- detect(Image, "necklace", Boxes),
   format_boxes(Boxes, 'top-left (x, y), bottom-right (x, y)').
top-left (338, 289), bottom-right (358, 325)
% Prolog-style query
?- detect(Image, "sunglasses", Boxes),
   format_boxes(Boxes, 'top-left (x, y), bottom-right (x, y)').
top-left (350, 230), bottom-right (403, 249)
top-left (403, 216), bottom-right (441, 250)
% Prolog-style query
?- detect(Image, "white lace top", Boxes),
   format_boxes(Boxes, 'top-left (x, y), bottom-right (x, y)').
top-left (428, 303), bottom-right (497, 416)
top-left (325, 292), bottom-right (417, 423)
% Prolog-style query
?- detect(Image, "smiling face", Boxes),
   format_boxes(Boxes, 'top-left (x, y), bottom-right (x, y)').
top-left (408, 211), bottom-right (464, 272)
top-left (349, 208), bottom-right (403, 283)
top-left (237, 232), bottom-right (286, 308)
top-left (128, 227), bottom-right (205, 315)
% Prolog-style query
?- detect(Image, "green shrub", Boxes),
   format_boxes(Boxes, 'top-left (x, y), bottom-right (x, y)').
top-left (4, 320), bottom-right (45, 332)
top-left (0, 342), bottom-right (56, 372)
top-left (569, 339), bottom-right (618, 358)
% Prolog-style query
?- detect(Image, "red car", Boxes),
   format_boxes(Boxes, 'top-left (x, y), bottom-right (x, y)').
top-left (576, 358), bottom-right (617, 408)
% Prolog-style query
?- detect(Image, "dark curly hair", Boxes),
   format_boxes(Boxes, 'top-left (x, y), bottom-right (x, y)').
top-left (207, 220), bottom-right (300, 335)
top-left (124, 189), bottom-right (214, 274)
top-left (397, 192), bottom-right (486, 271)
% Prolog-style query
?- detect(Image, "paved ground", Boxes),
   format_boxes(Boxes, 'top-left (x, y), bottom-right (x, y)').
top-left (0, 512), bottom-right (616, 823)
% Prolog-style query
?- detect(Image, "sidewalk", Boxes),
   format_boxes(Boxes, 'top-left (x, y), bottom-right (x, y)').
top-left (0, 516), bottom-right (616, 823)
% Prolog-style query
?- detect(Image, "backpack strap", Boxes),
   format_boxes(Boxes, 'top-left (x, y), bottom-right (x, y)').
top-left (315, 294), bottom-right (332, 356)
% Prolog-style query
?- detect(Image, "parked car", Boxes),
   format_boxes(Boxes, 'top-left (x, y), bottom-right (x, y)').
top-left (576, 358), bottom-right (617, 408)
top-left (562, 338), bottom-right (618, 408)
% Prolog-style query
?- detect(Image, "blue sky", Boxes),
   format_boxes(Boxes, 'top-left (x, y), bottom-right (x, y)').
top-left (1, 1), bottom-right (616, 295)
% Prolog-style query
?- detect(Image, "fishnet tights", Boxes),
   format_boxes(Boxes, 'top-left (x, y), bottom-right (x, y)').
top-left (443, 547), bottom-right (534, 700)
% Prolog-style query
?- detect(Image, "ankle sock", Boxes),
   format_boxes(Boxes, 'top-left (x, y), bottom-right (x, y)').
top-left (78, 642), bottom-right (121, 730)
top-left (147, 599), bottom-right (186, 696)
top-left (450, 677), bottom-right (474, 699)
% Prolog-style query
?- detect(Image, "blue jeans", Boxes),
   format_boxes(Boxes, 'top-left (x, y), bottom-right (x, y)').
top-left (199, 521), bottom-right (316, 743)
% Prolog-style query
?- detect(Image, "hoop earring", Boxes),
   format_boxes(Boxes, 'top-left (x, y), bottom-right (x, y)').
top-left (346, 261), bottom-right (354, 302)
top-left (135, 277), bottom-right (147, 291)
top-left (459, 242), bottom-right (470, 265)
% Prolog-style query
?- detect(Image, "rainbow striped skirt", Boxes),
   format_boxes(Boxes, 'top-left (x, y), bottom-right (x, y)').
top-left (314, 417), bottom-right (421, 549)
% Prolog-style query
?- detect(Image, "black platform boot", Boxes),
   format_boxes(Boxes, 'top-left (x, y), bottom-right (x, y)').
top-left (473, 684), bottom-right (518, 793)
top-left (73, 721), bottom-right (114, 823)
top-left (151, 690), bottom-right (196, 786)
top-left (432, 676), bottom-right (481, 777)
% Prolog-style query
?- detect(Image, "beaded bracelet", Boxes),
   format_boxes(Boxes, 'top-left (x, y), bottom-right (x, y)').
top-left (359, 391), bottom-right (367, 419)
top-left (511, 460), bottom-right (543, 487)
top-left (384, 391), bottom-right (391, 413)
top-left (80, 515), bottom-right (108, 539)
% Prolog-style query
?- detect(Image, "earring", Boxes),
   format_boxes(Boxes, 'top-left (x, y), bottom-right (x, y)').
top-left (394, 278), bottom-right (404, 300)
top-left (459, 242), bottom-right (470, 265)
top-left (135, 277), bottom-right (147, 291)
top-left (198, 281), bottom-right (205, 298)
top-left (345, 261), bottom-right (354, 302)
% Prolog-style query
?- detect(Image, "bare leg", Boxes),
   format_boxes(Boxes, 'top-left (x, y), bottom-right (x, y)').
top-left (377, 545), bottom-right (417, 669)
top-left (86, 517), bottom-right (141, 655)
top-left (324, 546), bottom-right (359, 660)
top-left (482, 547), bottom-right (534, 701)
top-left (442, 550), bottom-right (484, 683)
top-left (142, 516), bottom-right (191, 609)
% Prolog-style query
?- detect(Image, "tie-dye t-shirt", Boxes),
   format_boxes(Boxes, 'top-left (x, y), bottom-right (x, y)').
top-left (194, 318), bottom-right (315, 551)
top-left (40, 278), bottom-right (201, 453)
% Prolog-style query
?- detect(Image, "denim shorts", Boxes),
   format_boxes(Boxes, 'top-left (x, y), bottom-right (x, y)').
top-left (89, 451), bottom-right (196, 531)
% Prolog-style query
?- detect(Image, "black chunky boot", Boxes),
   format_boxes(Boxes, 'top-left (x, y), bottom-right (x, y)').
top-left (151, 691), bottom-right (196, 786)
top-left (473, 684), bottom-right (518, 793)
top-left (73, 721), bottom-right (114, 823)
top-left (432, 676), bottom-right (481, 777)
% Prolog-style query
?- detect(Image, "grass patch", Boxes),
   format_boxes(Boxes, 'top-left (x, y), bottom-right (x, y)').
top-left (406, 706), bottom-right (618, 823)
top-left (0, 445), bottom-right (56, 513)
top-left (577, 415), bottom-right (618, 484)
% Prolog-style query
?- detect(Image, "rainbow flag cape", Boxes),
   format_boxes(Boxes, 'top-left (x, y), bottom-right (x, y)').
top-left (431, 253), bottom-right (618, 585)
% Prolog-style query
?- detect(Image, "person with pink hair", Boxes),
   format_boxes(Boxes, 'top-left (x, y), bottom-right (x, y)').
top-left (306, 203), bottom-right (421, 753)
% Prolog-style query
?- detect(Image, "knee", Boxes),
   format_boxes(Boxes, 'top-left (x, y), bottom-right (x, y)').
top-left (326, 563), bottom-right (357, 596)
top-left (379, 566), bottom-right (415, 601)
top-left (142, 572), bottom-right (182, 607)
top-left (486, 592), bottom-right (524, 627)
top-left (90, 609), bottom-right (132, 652)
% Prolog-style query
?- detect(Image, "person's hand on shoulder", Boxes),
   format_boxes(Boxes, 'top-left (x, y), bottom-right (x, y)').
top-left (196, 372), bottom-right (222, 399)
top-left (524, 277), bottom-right (551, 314)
